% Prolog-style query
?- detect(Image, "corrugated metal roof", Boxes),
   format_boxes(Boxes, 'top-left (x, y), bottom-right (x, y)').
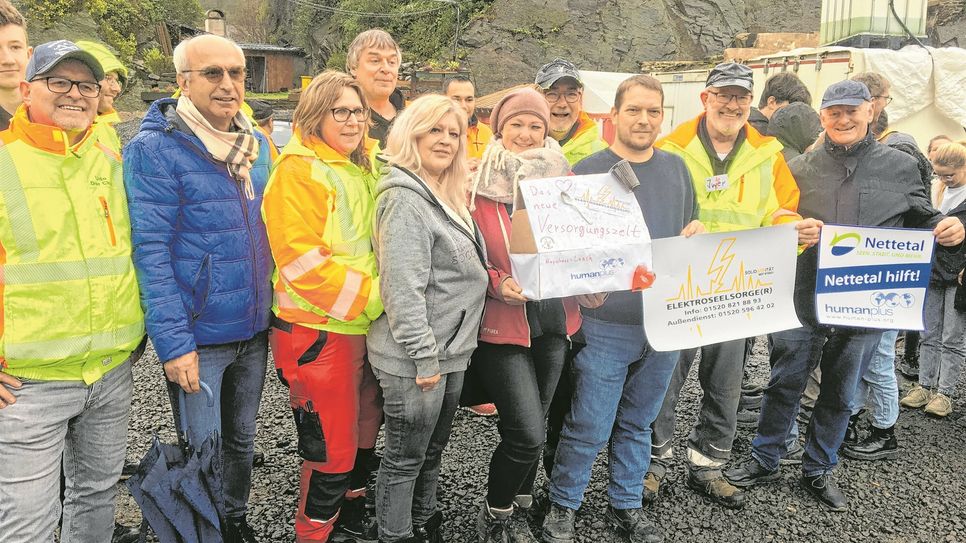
top-left (475, 83), bottom-right (540, 111)
top-left (238, 43), bottom-right (304, 54)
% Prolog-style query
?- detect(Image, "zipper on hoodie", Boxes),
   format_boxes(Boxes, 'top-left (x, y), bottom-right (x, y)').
top-left (99, 196), bottom-right (117, 246)
top-left (737, 176), bottom-right (745, 203)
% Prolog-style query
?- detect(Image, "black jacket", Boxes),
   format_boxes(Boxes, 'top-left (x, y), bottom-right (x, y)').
top-left (788, 134), bottom-right (949, 325)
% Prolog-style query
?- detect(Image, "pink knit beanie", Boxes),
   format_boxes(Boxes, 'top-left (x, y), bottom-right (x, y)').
top-left (490, 87), bottom-right (550, 139)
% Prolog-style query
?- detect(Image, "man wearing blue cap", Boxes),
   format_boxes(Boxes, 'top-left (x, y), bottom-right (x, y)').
top-left (726, 80), bottom-right (965, 511)
top-left (0, 40), bottom-right (146, 542)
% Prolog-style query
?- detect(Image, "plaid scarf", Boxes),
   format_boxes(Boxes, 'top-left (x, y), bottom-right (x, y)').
top-left (176, 96), bottom-right (259, 199)
top-left (469, 137), bottom-right (569, 211)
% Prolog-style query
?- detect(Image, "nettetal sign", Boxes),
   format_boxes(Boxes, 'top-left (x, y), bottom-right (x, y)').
top-left (815, 224), bottom-right (935, 330)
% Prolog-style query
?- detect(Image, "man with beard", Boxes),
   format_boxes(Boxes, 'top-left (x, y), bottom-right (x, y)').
top-left (648, 62), bottom-right (808, 509)
top-left (725, 80), bottom-right (964, 511)
top-left (534, 58), bottom-right (608, 166)
top-left (542, 74), bottom-right (703, 543)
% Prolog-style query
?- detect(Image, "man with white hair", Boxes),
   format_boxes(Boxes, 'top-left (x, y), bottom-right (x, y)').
top-left (124, 34), bottom-right (274, 542)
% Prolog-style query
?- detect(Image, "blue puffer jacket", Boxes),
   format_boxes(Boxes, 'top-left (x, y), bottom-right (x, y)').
top-left (123, 98), bottom-right (274, 362)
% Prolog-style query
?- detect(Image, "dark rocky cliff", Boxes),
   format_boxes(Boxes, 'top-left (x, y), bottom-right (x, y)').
top-left (462, 0), bottom-right (823, 94)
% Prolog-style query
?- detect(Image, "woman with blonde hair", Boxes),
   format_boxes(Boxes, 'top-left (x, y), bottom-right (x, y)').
top-left (901, 141), bottom-right (966, 417)
top-left (262, 70), bottom-right (384, 543)
top-left (366, 94), bottom-right (488, 543)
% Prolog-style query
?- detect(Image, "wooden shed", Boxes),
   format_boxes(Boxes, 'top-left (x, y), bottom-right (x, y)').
top-left (239, 43), bottom-right (306, 93)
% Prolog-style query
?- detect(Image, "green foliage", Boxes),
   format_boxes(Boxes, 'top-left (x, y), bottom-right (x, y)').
top-left (142, 47), bottom-right (170, 76)
top-left (291, 0), bottom-right (494, 71)
top-left (17, 0), bottom-right (202, 62)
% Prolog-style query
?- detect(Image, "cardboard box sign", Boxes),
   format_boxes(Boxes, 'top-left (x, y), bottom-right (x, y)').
top-left (508, 173), bottom-right (652, 300)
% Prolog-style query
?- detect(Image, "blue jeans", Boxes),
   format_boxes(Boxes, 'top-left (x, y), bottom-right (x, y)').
top-left (752, 325), bottom-right (882, 476)
top-left (849, 330), bottom-right (899, 428)
top-left (374, 367), bottom-right (464, 541)
top-left (0, 358), bottom-right (134, 543)
top-left (549, 318), bottom-right (679, 509)
top-left (167, 331), bottom-right (268, 519)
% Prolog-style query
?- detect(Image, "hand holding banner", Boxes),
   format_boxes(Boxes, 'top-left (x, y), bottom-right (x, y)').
top-left (815, 225), bottom-right (934, 330)
top-left (642, 224), bottom-right (801, 351)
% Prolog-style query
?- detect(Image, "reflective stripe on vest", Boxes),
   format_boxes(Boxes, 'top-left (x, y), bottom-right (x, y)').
top-left (3, 255), bottom-right (132, 285)
top-left (3, 321), bottom-right (144, 360)
top-left (0, 148), bottom-right (38, 262)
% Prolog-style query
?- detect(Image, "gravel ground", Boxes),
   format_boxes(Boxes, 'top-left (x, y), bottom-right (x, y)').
top-left (117, 336), bottom-right (966, 543)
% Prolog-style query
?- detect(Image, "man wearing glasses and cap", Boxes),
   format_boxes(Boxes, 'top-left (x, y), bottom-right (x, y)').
top-left (0, 40), bottom-right (146, 542)
top-left (726, 80), bottom-right (964, 511)
top-left (124, 34), bottom-right (273, 541)
top-left (534, 58), bottom-right (608, 166)
top-left (649, 61), bottom-right (812, 509)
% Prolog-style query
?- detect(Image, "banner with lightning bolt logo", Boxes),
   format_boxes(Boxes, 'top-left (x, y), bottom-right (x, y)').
top-left (642, 224), bottom-right (800, 351)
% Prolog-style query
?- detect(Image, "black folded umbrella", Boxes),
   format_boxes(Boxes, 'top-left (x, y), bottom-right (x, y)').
top-left (127, 382), bottom-right (225, 542)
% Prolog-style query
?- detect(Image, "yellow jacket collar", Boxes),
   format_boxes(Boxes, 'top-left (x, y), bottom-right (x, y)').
top-left (7, 104), bottom-right (95, 155)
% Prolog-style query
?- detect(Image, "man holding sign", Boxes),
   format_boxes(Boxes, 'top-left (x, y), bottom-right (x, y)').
top-left (726, 80), bottom-right (965, 511)
top-left (542, 75), bottom-right (702, 543)
top-left (649, 62), bottom-right (811, 509)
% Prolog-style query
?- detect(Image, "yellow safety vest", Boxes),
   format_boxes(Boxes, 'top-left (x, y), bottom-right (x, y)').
top-left (0, 106), bottom-right (144, 383)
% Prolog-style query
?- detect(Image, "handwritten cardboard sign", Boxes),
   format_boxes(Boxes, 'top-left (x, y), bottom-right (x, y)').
top-left (509, 173), bottom-right (651, 300)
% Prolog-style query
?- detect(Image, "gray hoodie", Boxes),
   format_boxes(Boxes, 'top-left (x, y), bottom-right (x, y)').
top-left (366, 166), bottom-right (489, 378)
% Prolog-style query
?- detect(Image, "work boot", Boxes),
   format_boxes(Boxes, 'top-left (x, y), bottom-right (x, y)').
top-left (414, 511), bottom-right (443, 543)
top-left (506, 496), bottom-right (538, 543)
top-left (779, 441), bottom-right (804, 466)
top-left (336, 495), bottom-right (377, 539)
top-left (604, 505), bottom-right (662, 543)
top-left (735, 408), bottom-right (759, 429)
top-left (842, 425), bottom-right (898, 461)
top-left (541, 503), bottom-right (575, 543)
top-left (801, 473), bottom-right (847, 512)
top-left (841, 414), bottom-right (861, 447)
top-left (642, 471), bottom-right (662, 505)
top-left (476, 501), bottom-right (511, 543)
top-left (924, 392), bottom-right (953, 417)
top-left (741, 382), bottom-right (764, 396)
top-left (897, 358), bottom-right (919, 380)
top-left (724, 457), bottom-right (780, 488)
top-left (739, 392), bottom-right (762, 411)
top-left (900, 384), bottom-right (933, 408)
top-left (686, 468), bottom-right (745, 509)
top-left (224, 515), bottom-right (259, 543)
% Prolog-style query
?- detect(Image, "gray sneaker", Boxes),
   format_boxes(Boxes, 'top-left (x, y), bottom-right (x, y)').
top-left (541, 503), bottom-right (575, 543)
top-left (477, 501), bottom-right (511, 543)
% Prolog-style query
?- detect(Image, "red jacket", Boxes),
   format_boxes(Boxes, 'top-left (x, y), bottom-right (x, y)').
top-left (471, 195), bottom-right (581, 346)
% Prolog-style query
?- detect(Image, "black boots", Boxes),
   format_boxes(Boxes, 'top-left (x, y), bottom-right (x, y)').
top-left (842, 425), bottom-right (898, 461)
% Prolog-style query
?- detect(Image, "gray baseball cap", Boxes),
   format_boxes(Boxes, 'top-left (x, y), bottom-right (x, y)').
top-left (26, 40), bottom-right (104, 82)
top-left (535, 58), bottom-right (583, 89)
top-left (821, 80), bottom-right (872, 109)
top-left (706, 62), bottom-right (753, 92)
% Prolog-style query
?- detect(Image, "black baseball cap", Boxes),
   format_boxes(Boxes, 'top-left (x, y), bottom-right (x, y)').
top-left (26, 40), bottom-right (104, 82)
top-left (535, 58), bottom-right (583, 89)
top-left (706, 62), bottom-right (753, 92)
top-left (821, 80), bottom-right (872, 109)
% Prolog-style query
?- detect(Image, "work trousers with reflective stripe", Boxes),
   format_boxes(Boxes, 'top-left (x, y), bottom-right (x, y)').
top-left (270, 321), bottom-right (382, 543)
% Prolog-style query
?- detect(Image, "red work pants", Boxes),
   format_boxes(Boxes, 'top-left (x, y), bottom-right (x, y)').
top-left (270, 322), bottom-right (382, 543)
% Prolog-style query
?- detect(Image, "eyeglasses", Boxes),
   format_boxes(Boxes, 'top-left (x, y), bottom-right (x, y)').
top-left (938, 173), bottom-right (957, 182)
top-left (874, 95), bottom-right (894, 105)
top-left (331, 107), bottom-right (370, 122)
top-left (103, 73), bottom-right (124, 90)
top-left (181, 66), bottom-right (246, 83)
top-left (36, 76), bottom-right (101, 98)
top-left (708, 91), bottom-right (752, 106)
top-left (545, 91), bottom-right (581, 104)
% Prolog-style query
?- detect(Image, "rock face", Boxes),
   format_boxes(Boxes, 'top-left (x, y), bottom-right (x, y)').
top-left (463, 0), bottom-right (823, 94)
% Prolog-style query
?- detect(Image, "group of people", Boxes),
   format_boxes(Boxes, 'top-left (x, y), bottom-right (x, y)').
top-left (1, 2), bottom-right (965, 541)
